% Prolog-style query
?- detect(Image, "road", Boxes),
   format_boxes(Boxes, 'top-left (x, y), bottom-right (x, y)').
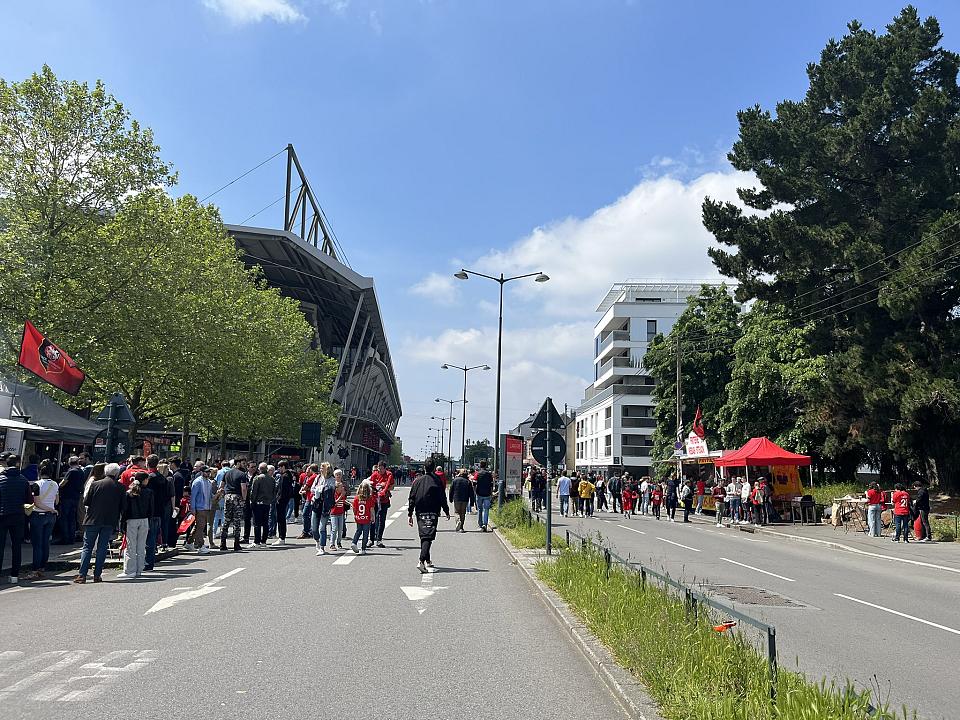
top-left (542, 497), bottom-right (959, 720)
top-left (0, 488), bottom-right (628, 720)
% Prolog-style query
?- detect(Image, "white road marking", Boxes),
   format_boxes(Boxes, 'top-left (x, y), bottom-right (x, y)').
top-left (657, 537), bottom-right (701, 552)
top-left (0, 586), bottom-right (32, 595)
top-left (720, 557), bottom-right (795, 582)
top-left (835, 594), bottom-right (960, 636)
top-left (145, 568), bottom-right (245, 614)
top-left (622, 526), bottom-right (646, 536)
top-left (401, 570), bottom-right (447, 614)
top-left (390, 511), bottom-right (403, 519)
top-left (332, 555), bottom-right (356, 565)
top-left (57, 549), bottom-right (83, 557)
top-left (0, 650), bottom-right (155, 701)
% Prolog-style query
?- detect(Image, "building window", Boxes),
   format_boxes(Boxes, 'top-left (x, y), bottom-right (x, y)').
top-left (646, 319), bottom-right (657, 341)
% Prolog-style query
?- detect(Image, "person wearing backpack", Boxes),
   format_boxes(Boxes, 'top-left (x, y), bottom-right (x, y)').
top-left (680, 480), bottom-right (694, 522)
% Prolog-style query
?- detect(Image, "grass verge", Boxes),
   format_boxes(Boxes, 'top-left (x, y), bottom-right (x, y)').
top-left (535, 544), bottom-right (916, 720)
top-left (491, 500), bottom-right (567, 550)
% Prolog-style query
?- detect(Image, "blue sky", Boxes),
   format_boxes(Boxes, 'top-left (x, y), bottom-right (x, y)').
top-left (4, 1), bottom-right (960, 458)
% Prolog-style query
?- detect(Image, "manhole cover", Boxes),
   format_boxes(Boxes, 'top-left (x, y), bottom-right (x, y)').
top-left (705, 585), bottom-right (806, 608)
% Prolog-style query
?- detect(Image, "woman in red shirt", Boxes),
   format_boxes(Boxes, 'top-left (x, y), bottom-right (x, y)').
top-left (865, 482), bottom-right (884, 538)
top-left (891, 484), bottom-right (912, 543)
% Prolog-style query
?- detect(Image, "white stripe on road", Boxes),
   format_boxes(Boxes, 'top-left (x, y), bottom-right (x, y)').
top-left (835, 593), bottom-right (960, 636)
top-left (390, 511), bottom-right (403, 519)
top-left (720, 557), bottom-right (795, 582)
top-left (332, 555), bottom-right (356, 565)
top-left (202, 567), bottom-right (245, 587)
top-left (657, 537), bottom-right (700, 552)
top-left (622, 526), bottom-right (646, 536)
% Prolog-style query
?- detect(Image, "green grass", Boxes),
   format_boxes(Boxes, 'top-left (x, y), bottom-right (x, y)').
top-left (491, 500), bottom-right (567, 549)
top-left (808, 482), bottom-right (863, 506)
top-left (536, 544), bottom-right (916, 720)
top-left (932, 515), bottom-right (958, 542)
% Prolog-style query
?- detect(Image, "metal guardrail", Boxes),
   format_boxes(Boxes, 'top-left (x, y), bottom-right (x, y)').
top-left (517, 504), bottom-right (779, 703)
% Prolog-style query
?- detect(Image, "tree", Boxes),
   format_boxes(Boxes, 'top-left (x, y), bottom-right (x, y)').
top-left (462, 438), bottom-right (494, 467)
top-left (702, 7), bottom-right (960, 487)
top-left (644, 285), bottom-right (741, 476)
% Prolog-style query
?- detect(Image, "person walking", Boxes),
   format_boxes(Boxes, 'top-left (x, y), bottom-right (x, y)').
top-left (310, 462), bottom-right (335, 555)
top-left (578, 475), bottom-right (596, 517)
top-left (273, 460), bottom-right (296, 546)
top-left (913, 480), bottom-right (932, 542)
top-left (30, 460), bottom-right (59, 578)
top-left (330, 471), bottom-right (348, 550)
top-left (119, 471), bottom-right (153, 578)
top-left (608, 473), bottom-right (622, 515)
top-left (408, 459), bottom-right (450, 574)
top-left (639, 476), bottom-right (650, 515)
top-left (474, 461), bottom-right (494, 532)
top-left (186, 463), bottom-right (212, 554)
top-left (865, 482), bottom-right (884, 537)
top-left (370, 461), bottom-right (394, 548)
top-left (297, 464), bottom-right (318, 540)
top-left (694, 477), bottom-right (706, 515)
top-left (891, 483), bottom-right (912, 543)
top-left (57, 455), bottom-right (85, 545)
top-left (350, 482), bottom-right (375, 554)
top-left (0, 455), bottom-right (33, 584)
top-left (595, 476), bottom-right (608, 512)
top-left (249, 463), bottom-right (275, 548)
top-left (144, 454), bottom-right (172, 571)
top-left (74, 463), bottom-right (125, 584)
top-left (557, 470), bottom-right (571, 517)
top-left (219, 459), bottom-right (248, 552)
top-left (650, 482), bottom-right (663, 520)
top-left (449, 469), bottom-right (475, 532)
top-left (664, 475), bottom-right (679, 522)
top-left (680, 480), bottom-right (694, 522)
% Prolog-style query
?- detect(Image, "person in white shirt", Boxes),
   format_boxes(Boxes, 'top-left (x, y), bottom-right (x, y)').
top-left (639, 478), bottom-right (650, 515)
top-left (740, 478), bottom-right (753, 524)
top-left (725, 478), bottom-right (739, 524)
top-left (30, 460), bottom-right (60, 578)
top-left (556, 471), bottom-right (572, 517)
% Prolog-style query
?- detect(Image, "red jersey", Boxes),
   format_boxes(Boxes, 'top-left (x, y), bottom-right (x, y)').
top-left (695, 480), bottom-right (706, 495)
top-left (892, 490), bottom-right (911, 516)
top-left (119, 465), bottom-right (147, 488)
top-left (370, 470), bottom-right (394, 504)
top-left (865, 488), bottom-right (884, 506)
top-left (331, 487), bottom-right (348, 516)
top-left (651, 488), bottom-right (663, 506)
top-left (300, 472), bottom-right (316, 501)
top-left (621, 489), bottom-right (633, 511)
top-left (352, 495), bottom-right (375, 525)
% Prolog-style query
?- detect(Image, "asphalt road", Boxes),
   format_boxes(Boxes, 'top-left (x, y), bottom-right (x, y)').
top-left (0, 488), bottom-right (627, 720)
top-left (543, 498), bottom-right (959, 720)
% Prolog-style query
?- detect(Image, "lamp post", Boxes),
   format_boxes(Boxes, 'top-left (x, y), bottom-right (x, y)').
top-left (454, 268), bottom-right (549, 505)
top-left (430, 415), bottom-right (455, 474)
top-left (435, 397), bottom-right (466, 472)
top-left (441, 363), bottom-right (490, 477)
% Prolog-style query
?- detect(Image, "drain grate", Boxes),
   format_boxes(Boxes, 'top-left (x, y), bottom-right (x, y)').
top-left (704, 585), bottom-right (806, 608)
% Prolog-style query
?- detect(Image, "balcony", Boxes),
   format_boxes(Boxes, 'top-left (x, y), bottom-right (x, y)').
top-left (597, 329), bottom-right (631, 355)
top-left (622, 446), bottom-right (651, 457)
top-left (598, 355), bottom-right (634, 375)
top-left (622, 417), bottom-right (656, 429)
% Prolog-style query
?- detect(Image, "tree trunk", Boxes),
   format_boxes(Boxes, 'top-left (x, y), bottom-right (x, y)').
top-left (219, 426), bottom-right (227, 460)
top-left (180, 414), bottom-right (190, 462)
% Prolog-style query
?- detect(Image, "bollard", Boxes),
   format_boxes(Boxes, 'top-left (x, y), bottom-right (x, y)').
top-left (767, 626), bottom-right (778, 704)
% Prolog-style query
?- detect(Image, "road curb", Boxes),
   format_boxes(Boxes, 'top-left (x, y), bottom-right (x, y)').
top-left (492, 528), bottom-right (664, 720)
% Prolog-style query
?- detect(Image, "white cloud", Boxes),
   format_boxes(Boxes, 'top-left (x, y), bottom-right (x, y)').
top-left (410, 272), bottom-right (459, 305)
top-left (202, 0), bottom-right (305, 23)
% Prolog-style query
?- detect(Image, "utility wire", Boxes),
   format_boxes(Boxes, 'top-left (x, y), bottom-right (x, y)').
top-left (198, 147), bottom-right (287, 204)
top-left (238, 191), bottom-right (292, 227)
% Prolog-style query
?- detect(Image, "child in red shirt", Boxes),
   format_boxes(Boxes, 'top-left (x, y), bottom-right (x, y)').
top-left (891, 484), bottom-right (912, 543)
top-left (350, 483), bottom-right (375, 554)
top-left (651, 486), bottom-right (663, 520)
top-left (330, 477), bottom-right (348, 550)
top-left (621, 487), bottom-right (633, 517)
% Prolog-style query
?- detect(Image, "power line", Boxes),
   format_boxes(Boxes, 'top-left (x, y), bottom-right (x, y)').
top-left (199, 147), bottom-right (287, 204)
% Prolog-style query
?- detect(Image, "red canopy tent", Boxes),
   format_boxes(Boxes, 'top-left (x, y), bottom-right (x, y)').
top-left (714, 437), bottom-right (810, 467)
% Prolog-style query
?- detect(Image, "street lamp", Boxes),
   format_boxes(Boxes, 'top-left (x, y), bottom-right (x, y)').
top-left (436, 397), bottom-right (466, 472)
top-left (441, 362), bottom-right (490, 476)
top-left (454, 268), bottom-right (549, 504)
top-left (430, 416), bottom-right (455, 472)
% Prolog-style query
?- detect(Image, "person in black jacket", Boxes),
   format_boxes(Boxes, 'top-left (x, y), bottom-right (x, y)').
top-left (118, 472), bottom-right (154, 578)
top-left (273, 460), bottom-right (296, 546)
top-left (408, 459), bottom-right (450, 573)
top-left (0, 455), bottom-right (33, 584)
top-left (74, 463), bottom-right (125, 584)
top-left (913, 480), bottom-right (933, 542)
top-left (449, 470), bottom-right (476, 532)
top-left (145, 454), bottom-right (171, 571)
top-left (474, 461), bottom-right (494, 532)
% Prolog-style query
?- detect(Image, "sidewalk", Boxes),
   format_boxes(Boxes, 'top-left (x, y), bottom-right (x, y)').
top-left (1, 538), bottom-right (179, 576)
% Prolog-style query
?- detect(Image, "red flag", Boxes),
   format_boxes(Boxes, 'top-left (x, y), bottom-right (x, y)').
top-left (692, 406), bottom-right (705, 439)
top-left (17, 321), bottom-right (86, 396)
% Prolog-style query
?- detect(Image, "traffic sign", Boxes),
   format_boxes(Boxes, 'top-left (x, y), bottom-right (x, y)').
top-left (95, 393), bottom-right (136, 426)
top-left (531, 430), bottom-right (566, 465)
top-left (530, 398), bottom-right (564, 431)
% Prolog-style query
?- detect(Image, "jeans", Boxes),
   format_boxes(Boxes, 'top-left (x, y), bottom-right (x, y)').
top-left (145, 516), bottom-right (161, 568)
top-left (243, 500), bottom-right (253, 542)
top-left (78, 525), bottom-right (113, 578)
top-left (267, 502), bottom-right (277, 537)
top-left (641, 493), bottom-right (650, 515)
top-left (715, 500), bottom-right (725, 524)
top-left (476, 496), bottom-right (492, 527)
top-left (301, 502), bottom-right (313, 536)
top-left (330, 514), bottom-right (345, 546)
top-left (559, 495), bottom-right (569, 516)
top-left (695, 494), bottom-right (704, 514)
top-left (729, 498), bottom-right (741, 522)
top-left (352, 523), bottom-right (370, 550)
top-left (373, 503), bottom-right (390, 543)
top-left (30, 512), bottom-right (57, 571)
top-left (665, 500), bottom-right (677, 520)
top-left (286, 496), bottom-right (295, 521)
top-left (610, 493), bottom-right (620, 514)
top-left (312, 511), bottom-right (331, 548)
top-left (682, 499), bottom-right (692, 522)
top-left (252, 503), bottom-right (270, 544)
top-left (276, 498), bottom-right (290, 540)
top-left (212, 498), bottom-right (225, 538)
top-left (123, 517), bottom-right (149, 576)
top-left (0, 513), bottom-right (25, 577)
top-left (894, 514), bottom-right (911, 541)
top-left (867, 504), bottom-right (882, 537)
top-left (57, 496), bottom-right (79, 543)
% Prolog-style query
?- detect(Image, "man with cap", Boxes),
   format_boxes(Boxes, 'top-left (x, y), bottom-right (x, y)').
top-left (74, 463), bottom-right (125, 584)
top-left (187, 462), bottom-right (213, 554)
top-left (0, 455), bottom-right (33, 584)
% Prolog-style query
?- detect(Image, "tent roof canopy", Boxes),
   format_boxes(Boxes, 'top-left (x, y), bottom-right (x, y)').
top-left (0, 379), bottom-right (103, 442)
top-left (714, 436), bottom-right (810, 468)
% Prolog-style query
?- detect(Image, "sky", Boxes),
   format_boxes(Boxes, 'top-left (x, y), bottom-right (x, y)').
top-left (4, 0), bottom-right (960, 460)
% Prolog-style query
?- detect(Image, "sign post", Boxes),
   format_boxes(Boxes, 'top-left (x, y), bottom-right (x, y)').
top-left (499, 434), bottom-right (524, 497)
top-left (530, 397), bottom-right (565, 555)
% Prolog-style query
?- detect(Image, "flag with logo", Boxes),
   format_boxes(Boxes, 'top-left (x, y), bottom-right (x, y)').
top-left (17, 321), bottom-right (86, 395)
top-left (692, 405), bottom-right (705, 439)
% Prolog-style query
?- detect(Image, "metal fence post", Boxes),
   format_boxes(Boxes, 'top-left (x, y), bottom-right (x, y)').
top-left (565, 529), bottom-right (570, 546)
top-left (640, 566), bottom-right (646, 590)
top-left (604, 549), bottom-right (611, 579)
top-left (767, 626), bottom-right (778, 704)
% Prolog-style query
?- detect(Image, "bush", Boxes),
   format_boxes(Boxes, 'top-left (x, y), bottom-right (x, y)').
top-left (537, 544), bottom-right (916, 720)
top-left (491, 500), bottom-right (566, 549)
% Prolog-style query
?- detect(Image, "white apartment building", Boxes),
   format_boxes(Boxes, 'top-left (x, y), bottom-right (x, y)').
top-left (575, 282), bottom-right (722, 478)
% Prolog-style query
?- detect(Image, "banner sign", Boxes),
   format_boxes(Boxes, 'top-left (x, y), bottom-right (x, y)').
top-left (684, 431), bottom-right (709, 457)
top-left (501, 434), bottom-right (524, 495)
top-left (18, 321), bottom-right (85, 395)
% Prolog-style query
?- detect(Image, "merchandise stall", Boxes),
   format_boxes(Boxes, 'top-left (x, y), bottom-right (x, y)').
top-left (713, 437), bottom-right (811, 522)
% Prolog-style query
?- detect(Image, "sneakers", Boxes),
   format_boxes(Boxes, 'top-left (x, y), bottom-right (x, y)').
top-left (183, 543), bottom-right (195, 551)
top-left (376, 542), bottom-right (386, 548)
top-left (351, 543), bottom-right (359, 554)
top-left (198, 545), bottom-right (210, 554)
top-left (93, 576), bottom-right (102, 583)
top-left (316, 546), bottom-right (325, 556)
top-left (72, 575), bottom-right (85, 584)
top-left (425, 561), bottom-right (436, 573)
top-left (417, 561), bottom-right (427, 574)
top-left (116, 572), bottom-right (135, 580)
top-left (296, 533), bottom-right (310, 540)
top-left (272, 539), bottom-right (285, 547)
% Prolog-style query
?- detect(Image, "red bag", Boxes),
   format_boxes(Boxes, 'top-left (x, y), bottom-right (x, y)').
top-left (913, 515), bottom-right (924, 539)
top-left (178, 513), bottom-right (195, 534)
